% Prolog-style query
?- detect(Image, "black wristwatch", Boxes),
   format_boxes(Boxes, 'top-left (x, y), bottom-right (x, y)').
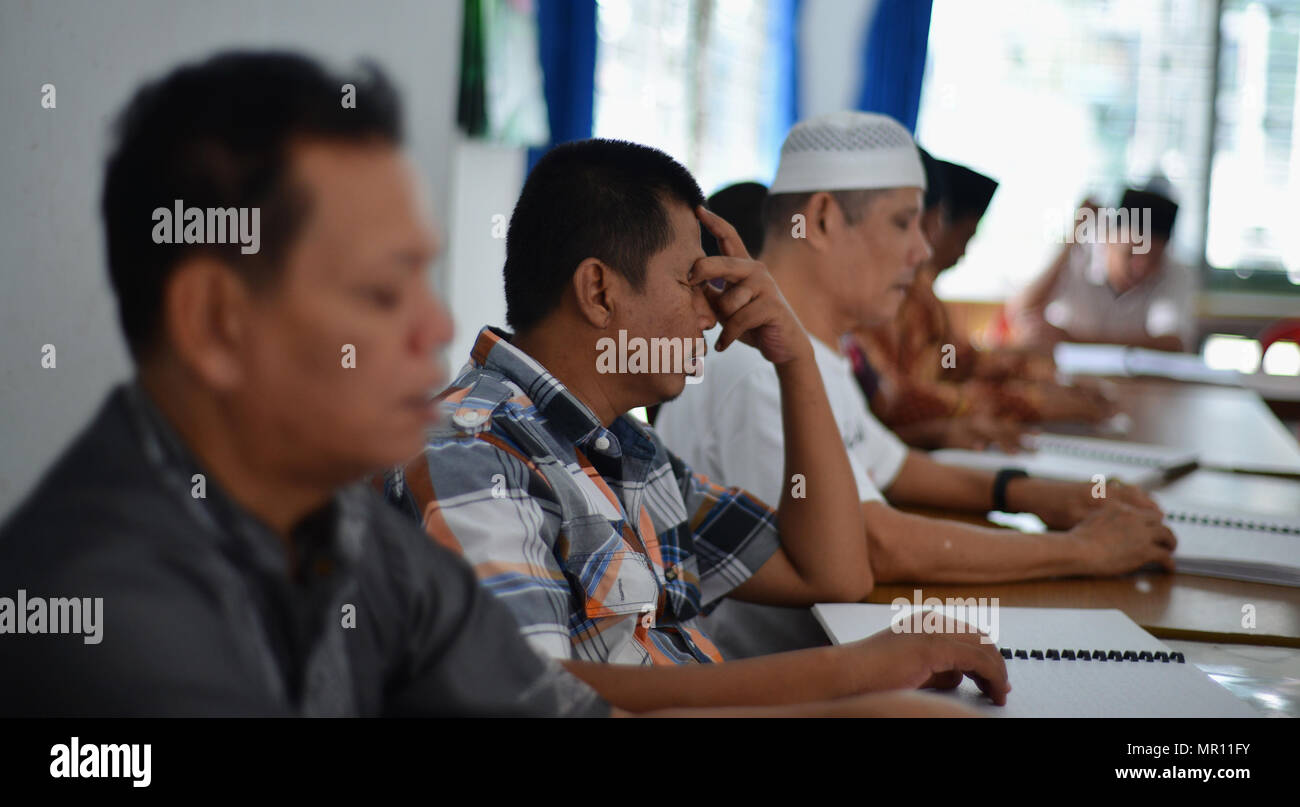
top-left (992, 468), bottom-right (1029, 512)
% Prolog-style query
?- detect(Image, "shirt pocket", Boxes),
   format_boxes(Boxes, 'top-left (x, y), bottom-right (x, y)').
top-left (561, 514), bottom-right (660, 619)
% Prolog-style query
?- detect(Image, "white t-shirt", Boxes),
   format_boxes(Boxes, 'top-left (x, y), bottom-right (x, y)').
top-left (655, 332), bottom-right (909, 659)
top-left (655, 333), bottom-right (908, 507)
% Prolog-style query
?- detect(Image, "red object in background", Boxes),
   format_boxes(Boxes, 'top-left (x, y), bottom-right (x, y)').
top-left (986, 306), bottom-right (1015, 348)
top-left (1258, 320), bottom-right (1300, 353)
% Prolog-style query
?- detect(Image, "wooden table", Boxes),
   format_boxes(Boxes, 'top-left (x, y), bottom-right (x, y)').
top-left (1050, 377), bottom-right (1300, 476)
top-left (1157, 467), bottom-right (1300, 518)
top-left (902, 378), bottom-right (1300, 646)
top-left (867, 575), bottom-right (1300, 648)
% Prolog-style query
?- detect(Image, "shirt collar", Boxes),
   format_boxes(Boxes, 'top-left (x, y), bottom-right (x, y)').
top-left (466, 326), bottom-right (655, 460)
top-left (121, 380), bottom-right (363, 578)
top-left (810, 332), bottom-right (849, 369)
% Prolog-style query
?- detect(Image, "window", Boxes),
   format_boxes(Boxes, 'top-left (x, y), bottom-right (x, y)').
top-left (917, 0), bottom-right (1220, 302)
top-left (1208, 0), bottom-right (1300, 282)
top-left (593, 0), bottom-right (789, 196)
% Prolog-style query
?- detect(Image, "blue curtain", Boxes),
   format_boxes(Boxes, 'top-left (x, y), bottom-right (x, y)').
top-left (526, 0), bottom-right (598, 174)
top-left (759, 0), bottom-right (802, 181)
top-left (855, 0), bottom-right (933, 134)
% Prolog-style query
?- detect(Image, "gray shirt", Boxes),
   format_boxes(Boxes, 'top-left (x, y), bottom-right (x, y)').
top-left (1042, 242), bottom-right (1197, 349)
top-left (0, 384), bottom-right (608, 717)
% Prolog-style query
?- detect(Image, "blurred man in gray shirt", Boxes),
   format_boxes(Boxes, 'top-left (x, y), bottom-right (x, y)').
top-left (0, 51), bottom-right (606, 717)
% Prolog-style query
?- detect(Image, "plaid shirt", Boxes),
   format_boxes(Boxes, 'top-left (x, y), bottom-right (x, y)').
top-left (386, 327), bottom-right (781, 665)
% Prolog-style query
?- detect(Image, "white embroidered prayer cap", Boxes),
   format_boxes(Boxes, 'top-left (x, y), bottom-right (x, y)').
top-left (769, 110), bottom-right (926, 195)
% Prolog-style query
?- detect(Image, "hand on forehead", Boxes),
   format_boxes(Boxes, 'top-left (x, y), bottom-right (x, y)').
top-left (691, 206), bottom-right (752, 289)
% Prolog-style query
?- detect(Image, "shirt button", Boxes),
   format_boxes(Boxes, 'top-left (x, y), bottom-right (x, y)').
top-left (594, 436), bottom-right (611, 452)
top-left (664, 565), bottom-right (678, 581)
top-left (454, 410), bottom-right (484, 427)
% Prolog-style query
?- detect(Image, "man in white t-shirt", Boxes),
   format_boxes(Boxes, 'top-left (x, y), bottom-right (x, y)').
top-left (656, 112), bottom-right (1178, 658)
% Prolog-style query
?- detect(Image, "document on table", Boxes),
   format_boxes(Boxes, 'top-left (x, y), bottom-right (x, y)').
top-left (812, 604), bottom-right (1258, 718)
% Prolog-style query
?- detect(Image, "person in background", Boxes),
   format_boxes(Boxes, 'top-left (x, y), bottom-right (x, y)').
top-left (852, 156), bottom-right (1115, 450)
top-left (1007, 181), bottom-right (1192, 352)
top-left (0, 51), bottom-right (617, 717)
top-left (700, 180), bottom-right (768, 258)
top-left (388, 138), bottom-right (1010, 716)
top-left (656, 112), bottom-right (1176, 659)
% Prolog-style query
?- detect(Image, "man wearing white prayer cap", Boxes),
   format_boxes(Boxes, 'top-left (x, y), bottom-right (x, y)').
top-left (656, 111), bottom-right (1176, 659)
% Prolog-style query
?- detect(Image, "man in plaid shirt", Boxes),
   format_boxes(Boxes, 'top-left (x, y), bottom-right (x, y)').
top-left (388, 139), bottom-right (1008, 714)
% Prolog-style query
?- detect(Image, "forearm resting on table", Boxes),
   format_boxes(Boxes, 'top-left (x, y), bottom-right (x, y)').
top-left (562, 646), bottom-right (862, 712)
top-left (890, 420), bottom-right (953, 449)
top-left (885, 451), bottom-right (1001, 514)
top-left (632, 690), bottom-right (977, 718)
top-left (862, 501), bottom-right (1088, 583)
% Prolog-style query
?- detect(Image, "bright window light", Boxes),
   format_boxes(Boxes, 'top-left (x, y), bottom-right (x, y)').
top-left (1202, 333), bottom-right (1261, 373)
top-left (918, 0), bottom-right (1217, 301)
top-left (593, 0), bottom-right (779, 195)
top-left (1262, 340), bottom-right (1300, 376)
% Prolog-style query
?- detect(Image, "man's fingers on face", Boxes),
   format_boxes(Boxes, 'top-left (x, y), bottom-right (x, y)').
top-left (690, 254), bottom-right (758, 287)
top-left (715, 303), bottom-right (767, 351)
top-left (711, 284), bottom-right (756, 319)
top-left (696, 205), bottom-right (752, 259)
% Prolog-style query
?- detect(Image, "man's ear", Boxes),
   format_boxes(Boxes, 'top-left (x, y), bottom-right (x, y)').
top-left (162, 256), bottom-right (253, 390)
top-left (804, 191), bottom-right (837, 251)
top-left (570, 257), bottom-right (617, 329)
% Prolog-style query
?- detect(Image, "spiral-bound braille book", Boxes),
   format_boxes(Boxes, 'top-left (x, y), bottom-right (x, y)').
top-left (812, 604), bottom-right (1258, 717)
top-left (1151, 494), bottom-right (1300, 587)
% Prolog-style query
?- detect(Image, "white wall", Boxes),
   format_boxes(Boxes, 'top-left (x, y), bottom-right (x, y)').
top-left (0, 0), bottom-right (465, 518)
top-left (445, 138), bottom-right (524, 372)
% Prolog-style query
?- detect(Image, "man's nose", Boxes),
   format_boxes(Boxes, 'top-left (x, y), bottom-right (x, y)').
top-left (414, 290), bottom-right (454, 356)
top-left (695, 293), bottom-right (718, 331)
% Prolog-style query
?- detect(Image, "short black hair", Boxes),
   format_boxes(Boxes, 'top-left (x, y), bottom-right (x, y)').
top-left (917, 146), bottom-right (946, 213)
top-left (504, 139), bottom-right (705, 334)
top-left (102, 50), bottom-right (403, 358)
top-left (1119, 185), bottom-right (1179, 240)
top-left (701, 182), bottom-right (768, 258)
top-left (937, 160), bottom-right (998, 223)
